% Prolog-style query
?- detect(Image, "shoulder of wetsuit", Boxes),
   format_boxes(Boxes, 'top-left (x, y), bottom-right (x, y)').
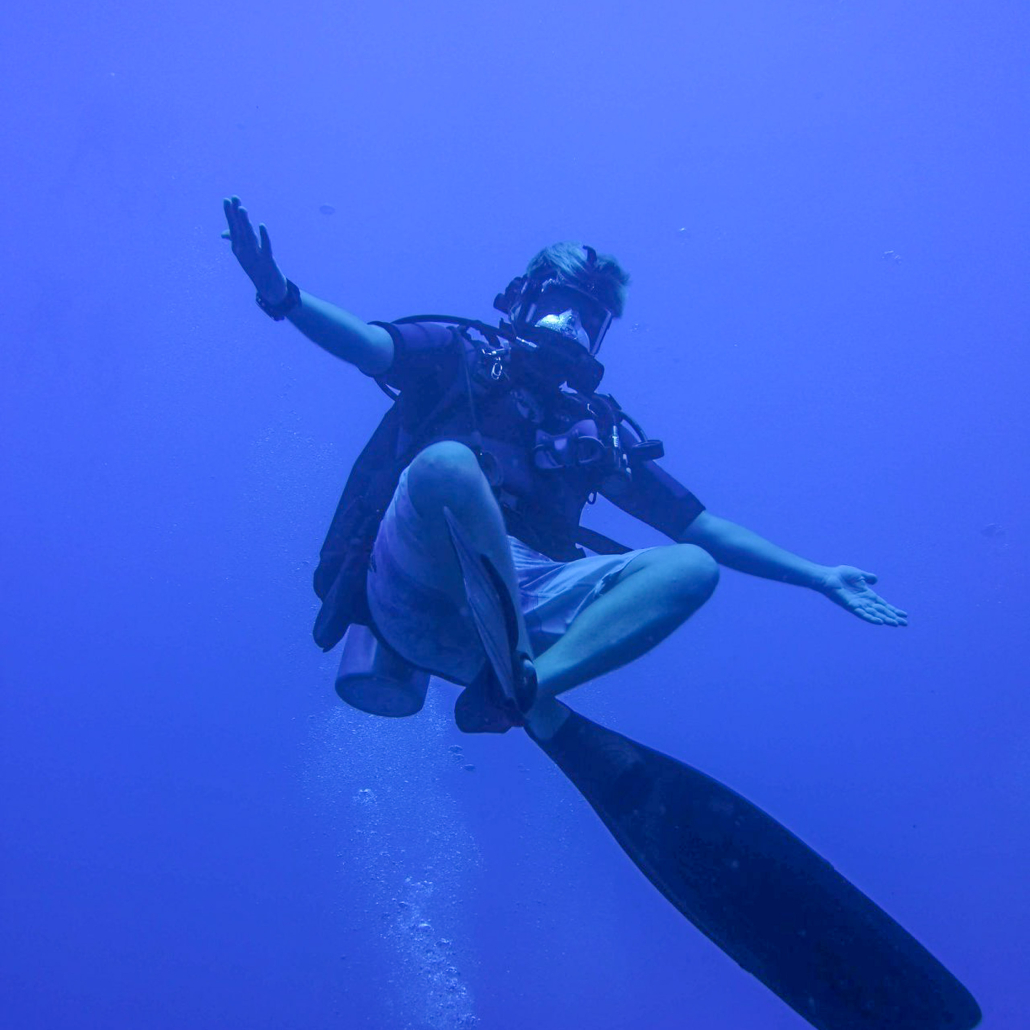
top-left (393, 315), bottom-right (514, 383)
top-left (392, 314), bottom-right (511, 346)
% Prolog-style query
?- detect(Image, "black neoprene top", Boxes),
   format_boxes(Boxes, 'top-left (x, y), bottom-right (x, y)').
top-left (377, 319), bottom-right (706, 561)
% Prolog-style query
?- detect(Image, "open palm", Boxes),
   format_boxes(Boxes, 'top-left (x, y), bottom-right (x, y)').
top-left (221, 195), bottom-right (287, 302)
top-left (822, 566), bottom-right (908, 626)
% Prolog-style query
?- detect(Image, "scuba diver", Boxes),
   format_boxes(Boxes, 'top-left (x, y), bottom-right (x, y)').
top-left (222, 196), bottom-right (980, 1030)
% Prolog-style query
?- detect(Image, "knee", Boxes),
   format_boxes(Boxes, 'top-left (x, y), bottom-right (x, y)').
top-left (406, 441), bottom-right (485, 514)
top-left (663, 544), bottom-right (720, 609)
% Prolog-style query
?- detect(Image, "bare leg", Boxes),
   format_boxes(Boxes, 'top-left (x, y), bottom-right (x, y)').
top-left (526, 546), bottom-right (719, 738)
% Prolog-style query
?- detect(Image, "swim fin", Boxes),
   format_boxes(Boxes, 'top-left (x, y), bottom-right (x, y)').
top-left (443, 507), bottom-right (536, 733)
top-left (530, 707), bottom-right (981, 1030)
top-left (442, 509), bottom-right (980, 1028)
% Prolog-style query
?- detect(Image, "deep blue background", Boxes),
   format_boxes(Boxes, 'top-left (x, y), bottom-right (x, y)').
top-left (2, 2), bottom-right (1027, 1027)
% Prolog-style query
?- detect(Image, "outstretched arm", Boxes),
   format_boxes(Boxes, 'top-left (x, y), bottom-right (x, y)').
top-left (680, 512), bottom-right (908, 626)
top-left (221, 196), bottom-right (392, 376)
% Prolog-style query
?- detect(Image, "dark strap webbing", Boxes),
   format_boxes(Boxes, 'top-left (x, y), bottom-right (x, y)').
top-left (574, 525), bottom-right (631, 556)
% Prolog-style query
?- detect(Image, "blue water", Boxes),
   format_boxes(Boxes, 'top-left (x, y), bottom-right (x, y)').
top-left (2, 2), bottom-right (1027, 1027)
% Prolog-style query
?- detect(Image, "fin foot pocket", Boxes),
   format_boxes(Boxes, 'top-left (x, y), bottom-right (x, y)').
top-left (513, 652), bottom-right (538, 714)
top-left (454, 654), bottom-right (536, 735)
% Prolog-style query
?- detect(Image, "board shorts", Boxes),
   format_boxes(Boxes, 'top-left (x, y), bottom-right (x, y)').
top-left (367, 466), bottom-right (653, 685)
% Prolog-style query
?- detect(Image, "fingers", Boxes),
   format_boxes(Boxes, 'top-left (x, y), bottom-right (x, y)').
top-left (860, 598), bottom-right (908, 627)
top-left (837, 581), bottom-right (908, 626)
top-left (222, 195), bottom-right (257, 251)
top-left (259, 222), bottom-right (273, 257)
top-left (237, 204), bottom-right (257, 250)
top-left (222, 195), bottom-right (242, 238)
top-left (856, 605), bottom-right (889, 626)
top-left (867, 591), bottom-right (907, 624)
top-left (222, 196), bottom-right (239, 243)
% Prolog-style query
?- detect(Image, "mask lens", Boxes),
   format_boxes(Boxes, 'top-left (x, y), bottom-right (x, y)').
top-left (532, 285), bottom-right (611, 352)
top-left (581, 308), bottom-right (603, 341)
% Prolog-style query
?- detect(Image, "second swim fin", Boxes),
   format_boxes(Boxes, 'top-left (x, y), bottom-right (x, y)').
top-left (530, 705), bottom-right (981, 1030)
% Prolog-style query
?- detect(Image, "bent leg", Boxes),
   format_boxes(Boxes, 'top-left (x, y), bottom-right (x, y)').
top-left (369, 441), bottom-right (531, 680)
top-left (369, 443), bottom-right (714, 735)
top-left (532, 544), bottom-right (719, 699)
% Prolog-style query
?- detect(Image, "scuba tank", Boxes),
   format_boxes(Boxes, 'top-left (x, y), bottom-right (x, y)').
top-left (334, 624), bottom-right (431, 717)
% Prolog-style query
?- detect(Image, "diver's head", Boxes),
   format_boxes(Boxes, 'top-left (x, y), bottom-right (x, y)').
top-left (494, 242), bottom-right (630, 357)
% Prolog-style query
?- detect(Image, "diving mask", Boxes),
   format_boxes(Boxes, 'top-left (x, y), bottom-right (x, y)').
top-left (517, 283), bottom-right (613, 356)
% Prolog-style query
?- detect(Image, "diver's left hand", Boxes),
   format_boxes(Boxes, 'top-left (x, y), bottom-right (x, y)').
top-left (819, 566), bottom-right (908, 626)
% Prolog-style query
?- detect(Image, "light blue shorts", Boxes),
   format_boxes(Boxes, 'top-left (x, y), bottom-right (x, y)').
top-left (367, 466), bottom-right (652, 685)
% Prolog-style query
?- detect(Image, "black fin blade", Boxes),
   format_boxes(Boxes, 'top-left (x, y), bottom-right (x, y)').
top-left (533, 707), bottom-right (981, 1030)
top-left (442, 507), bottom-right (516, 702)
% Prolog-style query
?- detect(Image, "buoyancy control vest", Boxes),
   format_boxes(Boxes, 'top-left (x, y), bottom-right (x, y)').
top-left (311, 316), bottom-right (664, 652)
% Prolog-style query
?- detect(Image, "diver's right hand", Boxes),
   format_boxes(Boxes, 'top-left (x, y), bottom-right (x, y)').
top-left (221, 195), bottom-right (288, 304)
